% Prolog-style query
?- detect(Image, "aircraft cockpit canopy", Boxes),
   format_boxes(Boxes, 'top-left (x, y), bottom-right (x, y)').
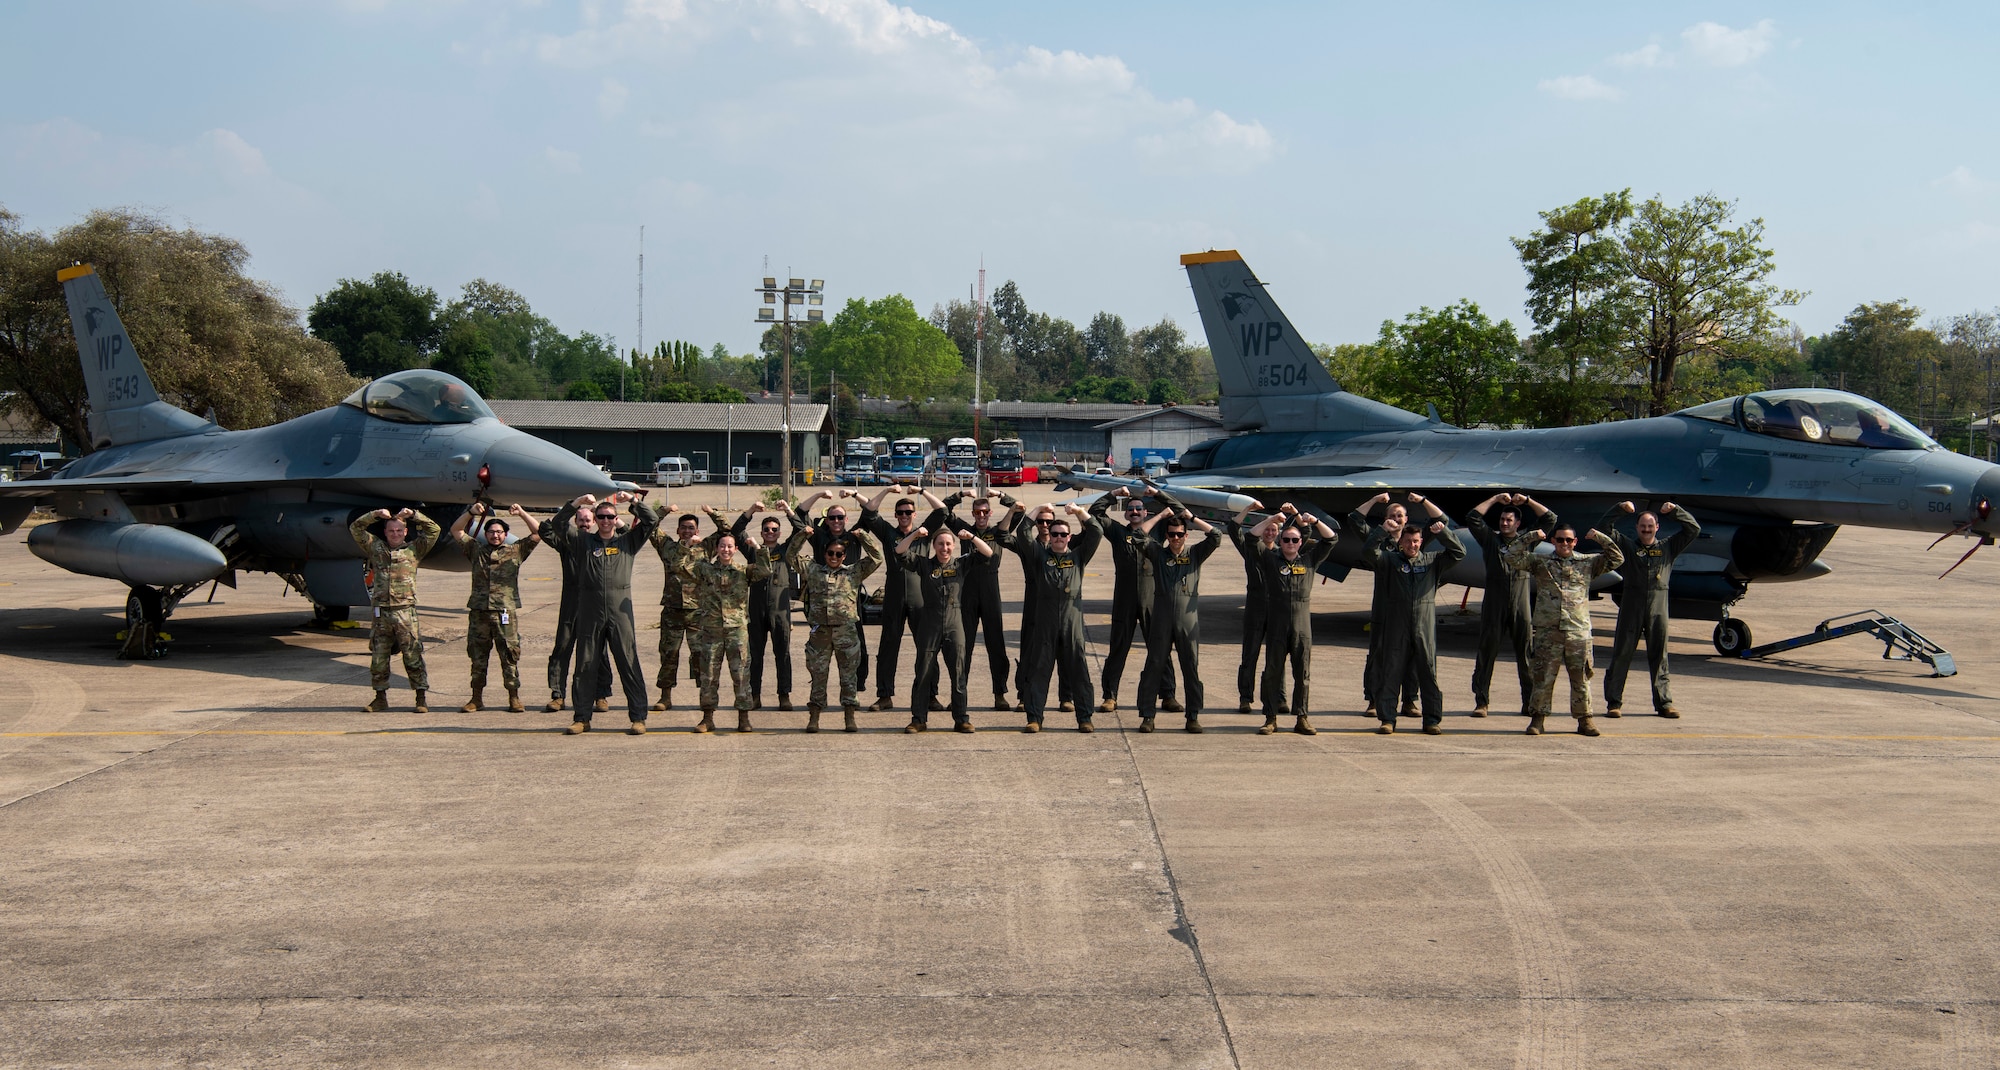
top-left (342, 370), bottom-right (496, 425)
top-left (1677, 389), bottom-right (1935, 450)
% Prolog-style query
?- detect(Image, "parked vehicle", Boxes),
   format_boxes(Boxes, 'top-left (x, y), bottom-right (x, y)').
top-left (651, 456), bottom-right (695, 487)
top-left (982, 437), bottom-right (1039, 486)
top-left (840, 436), bottom-right (890, 485)
top-left (887, 437), bottom-right (933, 480)
top-left (940, 437), bottom-right (980, 485)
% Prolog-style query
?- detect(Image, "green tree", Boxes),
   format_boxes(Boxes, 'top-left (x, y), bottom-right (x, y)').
top-left (0, 206), bottom-right (357, 451)
top-left (1377, 300), bottom-right (1519, 426)
top-left (1084, 312), bottom-right (1130, 378)
top-left (814, 294), bottom-right (965, 400)
top-left (1622, 193), bottom-right (1804, 415)
top-left (308, 271), bottom-right (441, 379)
top-left (1512, 190), bottom-right (1639, 426)
top-left (565, 377), bottom-right (608, 401)
top-left (1131, 318), bottom-right (1196, 385)
top-left (1147, 377), bottom-right (1190, 404)
top-left (1806, 302), bottom-right (1944, 422)
top-left (432, 320), bottom-right (497, 396)
top-left (1313, 341), bottom-right (1400, 404)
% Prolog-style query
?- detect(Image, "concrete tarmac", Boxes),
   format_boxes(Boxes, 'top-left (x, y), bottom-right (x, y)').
top-left (3, 487), bottom-right (1998, 1068)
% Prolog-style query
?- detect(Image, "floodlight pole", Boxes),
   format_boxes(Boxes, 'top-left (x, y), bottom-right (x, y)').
top-left (781, 299), bottom-right (793, 499)
top-left (756, 274), bottom-right (825, 499)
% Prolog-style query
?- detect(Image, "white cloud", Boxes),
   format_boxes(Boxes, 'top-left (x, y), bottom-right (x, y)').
top-left (523, 0), bottom-right (1276, 175)
top-left (1610, 42), bottom-right (1670, 69)
top-left (597, 78), bottom-right (629, 116)
top-left (543, 146), bottom-right (583, 174)
top-left (1934, 165), bottom-right (1990, 196)
top-left (1682, 19), bottom-right (1777, 67)
top-left (196, 129), bottom-right (273, 181)
top-left (1538, 75), bottom-right (1621, 102)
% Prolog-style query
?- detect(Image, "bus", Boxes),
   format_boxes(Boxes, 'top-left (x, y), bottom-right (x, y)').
top-left (940, 437), bottom-right (980, 485)
top-left (981, 437), bottom-right (1038, 486)
top-left (840, 437), bottom-right (889, 484)
top-left (887, 437), bottom-right (934, 480)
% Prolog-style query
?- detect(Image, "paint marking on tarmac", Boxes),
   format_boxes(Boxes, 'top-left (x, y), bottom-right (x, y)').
top-left (5, 729), bottom-right (2000, 742)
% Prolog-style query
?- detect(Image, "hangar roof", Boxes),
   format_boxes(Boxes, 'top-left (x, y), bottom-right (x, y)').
top-left (488, 400), bottom-right (831, 432)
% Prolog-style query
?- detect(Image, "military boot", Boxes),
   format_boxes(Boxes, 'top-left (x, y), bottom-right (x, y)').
top-left (1294, 716), bottom-right (1317, 736)
top-left (1257, 715), bottom-right (1278, 735)
top-left (1059, 700), bottom-right (1076, 713)
top-left (1472, 703), bottom-right (1489, 718)
top-left (1095, 698), bottom-right (1117, 713)
top-left (805, 707), bottom-right (822, 733)
top-left (1375, 720), bottom-right (1396, 735)
top-left (1525, 714), bottom-right (1545, 736)
top-left (592, 699), bottom-right (609, 714)
top-left (413, 690), bottom-right (429, 714)
top-left (1400, 700), bottom-right (1417, 719)
top-left (507, 689), bottom-right (525, 713)
top-left (1161, 696), bottom-right (1184, 713)
top-left (779, 693), bottom-right (794, 711)
top-left (363, 690), bottom-right (389, 713)
top-left (1238, 700), bottom-right (1253, 714)
top-left (564, 720), bottom-right (590, 735)
top-left (1577, 716), bottom-right (1600, 737)
top-left (1139, 716), bottom-right (1156, 733)
top-left (1077, 720), bottom-right (1095, 733)
top-left (1658, 705), bottom-right (1681, 719)
top-left (1022, 720), bottom-right (1042, 733)
top-left (544, 693), bottom-right (564, 713)
top-left (954, 721), bottom-right (976, 734)
top-left (628, 720), bottom-right (647, 735)
top-left (843, 708), bottom-right (859, 733)
top-left (737, 710), bottom-right (754, 733)
top-left (694, 710), bottom-right (715, 733)
top-left (993, 694), bottom-right (1011, 711)
top-left (869, 697), bottom-right (894, 712)
top-left (650, 688), bottom-right (671, 712)
top-left (460, 687), bottom-right (484, 713)
top-left (1184, 716), bottom-right (1203, 734)
top-left (904, 719), bottom-right (925, 733)
top-left (1604, 705), bottom-right (1622, 718)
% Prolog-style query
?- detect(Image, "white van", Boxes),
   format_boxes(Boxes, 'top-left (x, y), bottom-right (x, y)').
top-left (652, 456), bottom-right (694, 487)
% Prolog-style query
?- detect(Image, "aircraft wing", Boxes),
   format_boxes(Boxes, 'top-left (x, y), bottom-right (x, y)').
top-left (1059, 466), bottom-right (1516, 504)
top-left (0, 474), bottom-right (201, 498)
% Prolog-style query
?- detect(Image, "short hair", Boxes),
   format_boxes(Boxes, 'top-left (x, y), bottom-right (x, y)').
top-left (483, 518), bottom-right (510, 535)
top-left (1637, 511), bottom-right (1660, 525)
top-left (1489, 505), bottom-right (1521, 524)
top-left (761, 517), bottom-right (782, 531)
top-left (896, 497), bottom-right (916, 510)
top-left (1550, 524), bottom-right (1578, 540)
top-left (1161, 519), bottom-right (1188, 535)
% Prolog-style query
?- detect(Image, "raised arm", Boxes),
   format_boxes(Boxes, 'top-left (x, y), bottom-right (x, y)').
top-left (1663, 503), bottom-right (1701, 557)
top-left (509, 504), bottom-right (542, 548)
top-left (407, 509), bottom-right (442, 556)
top-left (853, 531), bottom-right (884, 582)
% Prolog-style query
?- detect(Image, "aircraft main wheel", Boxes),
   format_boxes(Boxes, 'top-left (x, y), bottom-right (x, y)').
top-left (312, 603), bottom-right (350, 624)
top-left (1713, 619), bottom-right (1752, 656)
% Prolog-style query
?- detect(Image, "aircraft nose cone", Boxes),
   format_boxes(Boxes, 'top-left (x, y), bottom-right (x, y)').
top-left (1974, 469), bottom-right (2000, 537)
top-left (483, 433), bottom-right (619, 508)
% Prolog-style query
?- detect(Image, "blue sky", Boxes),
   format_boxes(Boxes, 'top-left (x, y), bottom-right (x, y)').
top-left (4, 1), bottom-right (1994, 365)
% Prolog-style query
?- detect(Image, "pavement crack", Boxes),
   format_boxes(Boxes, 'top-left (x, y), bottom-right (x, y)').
top-left (1114, 725), bottom-right (1243, 1070)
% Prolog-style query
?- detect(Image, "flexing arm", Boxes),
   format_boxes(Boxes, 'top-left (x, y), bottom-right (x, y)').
top-left (1663, 503), bottom-right (1701, 559)
top-left (407, 510), bottom-right (443, 557)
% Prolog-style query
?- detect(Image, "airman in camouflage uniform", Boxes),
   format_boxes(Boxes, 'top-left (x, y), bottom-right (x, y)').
top-left (690, 532), bottom-right (766, 733)
top-left (449, 501), bottom-right (541, 713)
top-left (648, 508), bottom-right (709, 711)
top-left (350, 506), bottom-right (441, 713)
top-left (1507, 524), bottom-right (1624, 736)
top-left (793, 523), bottom-right (882, 732)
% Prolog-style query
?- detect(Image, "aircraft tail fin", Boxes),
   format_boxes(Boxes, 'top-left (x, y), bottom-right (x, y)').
top-left (60, 265), bottom-right (213, 449)
top-left (1181, 250), bottom-right (1425, 433)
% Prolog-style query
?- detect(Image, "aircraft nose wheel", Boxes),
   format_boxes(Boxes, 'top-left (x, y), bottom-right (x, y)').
top-left (1713, 618), bottom-right (1752, 656)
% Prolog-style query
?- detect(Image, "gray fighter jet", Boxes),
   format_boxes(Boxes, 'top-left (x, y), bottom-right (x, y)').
top-left (0, 265), bottom-right (631, 648)
top-left (1062, 250), bottom-right (2000, 653)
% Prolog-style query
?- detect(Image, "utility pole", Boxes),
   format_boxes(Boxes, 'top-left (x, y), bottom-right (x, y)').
top-left (973, 258), bottom-right (985, 446)
top-left (755, 273), bottom-right (825, 498)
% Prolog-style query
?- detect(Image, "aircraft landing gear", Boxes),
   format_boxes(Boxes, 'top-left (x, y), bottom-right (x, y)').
top-left (1713, 617), bottom-right (1752, 656)
top-left (121, 586), bottom-right (169, 660)
top-left (311, 602), bottom-right (350, 626)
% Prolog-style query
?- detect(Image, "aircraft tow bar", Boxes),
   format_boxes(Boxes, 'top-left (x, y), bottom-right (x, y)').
top-left (1733, 609), bottom-right (1956, 677)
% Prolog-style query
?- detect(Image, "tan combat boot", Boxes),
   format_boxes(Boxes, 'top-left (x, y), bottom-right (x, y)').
top-left (1257, 715), bottom-right (1278, 735)
top-left (564, 720), bottom-right (589, 735)
top-left (1096, 698), bottom-right (1117, 713)
top-left (805, 707), bottom-right (821, 733)
top-left (1138, 716), bottom-right (1155, 733)
top-left (544, 693), bottom-right (564, 713)
top-left (413, 690), bottom-right (429, 714)
top-left (1184, 716), bottom-right (1203, 734)
top-left (903, 720), bottom-right (924, 734)
top-left (1577, 716), bottom-right (1600, 737)
top-left (737, 710), bottom-right (754, 734)
top-left (1472, 703), bottom-right (1489, 718)
top-left (1375, 721), bottom-right (1395, 735)
top-left (1658, 705), bottom-right (1681, 719)
top-left (843, 707), bottom-right (859, 733)
top-left (1294, 716), bottom-right (1317, 736)
top-left (954, 721), bottom-right (976, 734)
top-left (461, 687), bottom-right (484, 713)
top-left (694, 710), bottom-right (714, 733)
top-left (651, 687), bottom-right (671, 712)
top-left (592, 698), bottom-right (609, 714)
top-left (1604, 706), bottom-right (1622, 718)
top-left (363, 690), bottom-right (389, 713)
top-left (779, 693), bottom-right (794, 711)
top-left (1238, 700), bottom-right (1253, 714)
top-left (628, 720), bottom-right (647, 735)
top-left (1525, 714), bottom-right (1545, 736)
top-left (507, 689), bottom-right (524, 713)
top-left (993, 694), bottom-right (1011, 712)
top-left (1160, 696), bottom-right (1183, 713)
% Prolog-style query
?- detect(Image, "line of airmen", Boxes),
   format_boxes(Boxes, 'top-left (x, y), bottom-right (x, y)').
top-left (347, 485), bottom-right (1701, 737)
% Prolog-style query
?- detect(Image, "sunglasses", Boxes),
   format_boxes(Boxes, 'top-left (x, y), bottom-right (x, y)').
top-left (1050, 531), bottom-right (1071, 538)
top-left (1553, 537), bottom-right (1577, 544)
top-left (1281, 536), bottom-right (1302, 543)
top-left (895, 509), bottom-right (915, 516)
top-left (594, 513), bottom-right (619, 521)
